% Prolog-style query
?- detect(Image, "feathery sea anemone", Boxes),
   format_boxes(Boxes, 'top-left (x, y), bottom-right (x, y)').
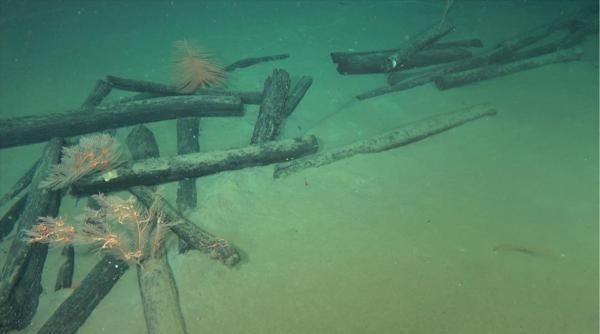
top-left (39, 133), bottom-right (123, 190)
top-left (172, 39), bottom-right (225, 93)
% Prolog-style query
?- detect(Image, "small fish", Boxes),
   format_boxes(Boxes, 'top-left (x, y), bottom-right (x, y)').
top-left (493, 244), bottom-right (562, 258)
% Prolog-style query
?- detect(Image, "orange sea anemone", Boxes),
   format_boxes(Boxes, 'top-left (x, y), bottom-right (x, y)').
top-left (172, 39), bottom-right (225, 93)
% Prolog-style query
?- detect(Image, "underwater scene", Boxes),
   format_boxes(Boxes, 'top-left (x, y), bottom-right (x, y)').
top-left (0, 0), bottom-right (598, 333)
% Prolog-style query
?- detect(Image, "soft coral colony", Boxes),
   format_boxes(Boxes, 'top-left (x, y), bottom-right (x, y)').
top-left (30, 133), bottom-right (172, 266)
top-left (25, 194), bottom-right (171, 267)
top-left (39, 133), bottom-right (123, 190)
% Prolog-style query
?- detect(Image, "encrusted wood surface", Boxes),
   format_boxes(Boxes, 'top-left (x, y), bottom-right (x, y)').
top-left (0, 161), bottom-right (38, 209)
top-left (176, 117), bottom-right (200, 212)
top-left (72, 135), bottom-right (319, 194)
top-left (435, 48), bottom-right (583, 89)
top-left (358, 6), bottom-right (595, 100)
top-left (332, 47), bottom-right (471, 75)
top-left (225, 53), bottom-right (289, 71)
top-left (106, 75), bottom-right (179, 95)
top-left (106, 75), bottom-right (263, 105)
top-left (127, 125), bottom-right (161, 161)
top-left (0, 95), bottom-right (243, 148)
top-left (331, 38), bottom-right (482, 67)
top-left (283, 76), bottom-right (313, 118)
top-left (274, 105), bottom-right (497, 178)
top-left (0, 77), bottom-right (113, 219)
top-left (384, 21), bottom-right (455, 72)
top-left (0, 192), bottom-right (27, 242)
top-left (137, 254), bottom-right (187, 334)
top-left (0, 138), bottom-right (62, 332)
top-left (126, 124), bottom-right (187, 334)
top-left (81, 79), bottom-right (113, 108)
top-left (37, 255), bottom-right (130, 334)
top-left (54, 245), bottom-right (75, 291)
top-left (251, 69), bottom-right (292, 144)
top-left (129, 186), bottom-right (242, 267)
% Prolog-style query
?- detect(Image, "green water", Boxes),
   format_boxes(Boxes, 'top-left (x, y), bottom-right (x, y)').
top-left (0, 1), bottom-right (598, 333)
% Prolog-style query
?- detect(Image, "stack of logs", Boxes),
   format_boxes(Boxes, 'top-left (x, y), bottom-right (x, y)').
top-left (0, 44), bottom-right (502, 333)
top-left (0, 53), bottom-right (313, 334)
top-left (1, 4), bottom-right (595, 332)
top-left (329, 5), bottom-right (598, 100)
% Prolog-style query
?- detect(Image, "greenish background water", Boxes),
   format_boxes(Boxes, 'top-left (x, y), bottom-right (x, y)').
top-left (0, 1), bottom-right (598, 333)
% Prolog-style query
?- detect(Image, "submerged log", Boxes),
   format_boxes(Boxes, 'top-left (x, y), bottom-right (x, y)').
top-left (106, 75), bottom-right (263, 104)
top-left (386, 64), bottom-right (442, 86)
top-left (0, 79), bottom-right (114, 207)
top-left (137, 249), bottom-right (187, 334)
top-left (54, 245), bottom-right (75, 291)
top-left (386, 31), bottom-right (575, 86)
top-left (484, 5), bottom-right (595, 63)
top-left (113, 90), bottom-right (263, 106)
top-left (501, 21), bottom-right (596, 63)
top-left (71, 135), bottom-right (319, 194)
top-left (127, 125), bottom-right (193, 252)
top-left (176, 117), bottom-right (200, 213)
top-left (134, 186), bottom-right (235, 330)
top-left (390, 47), bottom-right (472, 73)
top-left (357, 70), bottom-right (441, 100)
top-left (0, 193), bottom-right (27, 242)
top-left (0, 95), bottom-right (243, 149)
top-left (114, 89), bottom-right (263, 105)
top-left (358, 6), bottom-right (595, 101)
top-left (196, 88), bottom-right (263, 105)
top-left (0, 138), bottom-right (63, 332)
top-left (283, 76), bottom-right (313, 118)
top-left (124, 127), bottom-right (188, 334)
top-left (194, 88), bottom-right (263, 105)
top-left (1, 244), bottom-right (51, 332)
top-left (359, 30), bottom-right (581, 100)
top-left (54, 78), bottom-right (116, 292)
top-left (251, 69), bottom-right (292, 144)
top-left (274, 105), bottom-right (497, 178)
top-left (37, 255), bottom-right (130, 334)
top-left (435, 48), bottom-right (583, 89)
top-left (384, 21), bottom-right (455, 72)
top-left (129, 186), bottom-right (241, 266)
top-left (106, 75), bottom-right (177, 95)
top-left (225, 53), bottom-right (289, 71)
top-left (0, 161), bottom-right (37, 209)
top-left (331, 38), bottom-right (480, 61)
top-left (81, 79), bottom-right (113, 108)
top-left (429, 39), bottom-right (484, 49)
top-left (40, 124), bottom-right (237, 334)
top-left (332, 47), bottom-right (471, 74)
top-left (330, 38), bottom-right (482, 67)
top-left (127, 125), bottom-right (161, 163)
